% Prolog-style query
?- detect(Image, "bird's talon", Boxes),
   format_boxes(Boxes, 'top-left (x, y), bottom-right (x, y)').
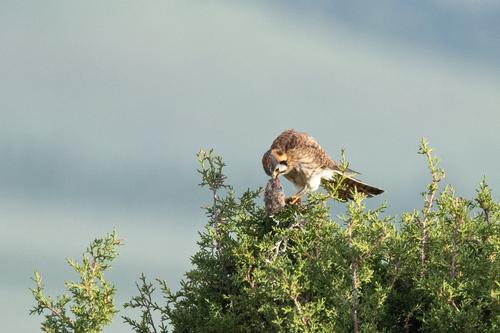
top-left (286, 196), bottom-right (302, 205)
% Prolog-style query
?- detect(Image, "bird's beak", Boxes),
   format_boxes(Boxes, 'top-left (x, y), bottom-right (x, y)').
top-left (271, 159), bottom-right (278, 179)
top-left (272, 159), bottom-right (289, 179)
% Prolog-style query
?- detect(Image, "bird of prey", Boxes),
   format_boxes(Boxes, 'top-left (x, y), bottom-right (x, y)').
top-left (264, 177), bottom-right (286, 216)
top-left (262, 129), bottom-right (383, 203)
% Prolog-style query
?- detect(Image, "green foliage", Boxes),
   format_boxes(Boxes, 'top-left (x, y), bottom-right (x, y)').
top-left (386, 141), bottom-right (499, 332)
top-left (30, 231), bottom-right (122, 333)
top-left (122, 274), bottom-right (171, 333)
top-left (30, 143), bottom-right (499, 332)
top-left (121, 143), bottom-right (498, 332)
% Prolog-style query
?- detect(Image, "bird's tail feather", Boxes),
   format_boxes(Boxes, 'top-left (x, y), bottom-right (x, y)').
top-left (325, 174), bottom-right (384, 201)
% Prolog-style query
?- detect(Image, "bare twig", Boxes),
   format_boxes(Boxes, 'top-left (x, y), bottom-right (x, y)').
top-left (350, 259), bottom-right (360, 333)
top-left (45, 303), bottom-right (73, 329)
top-left (347, 213), bottom-right (360, 333)
top-left (418, 139), bottom-right (444, 275)
top-left (290, 293), bottom-right (309, 330)
top-left (450, 197), bottom-right (465, 281)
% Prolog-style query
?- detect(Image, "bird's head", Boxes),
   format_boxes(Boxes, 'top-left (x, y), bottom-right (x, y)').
top-left (262, 149), bottom-right (288, 179)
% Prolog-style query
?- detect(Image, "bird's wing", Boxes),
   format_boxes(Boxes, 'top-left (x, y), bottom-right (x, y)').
top-left (270, 129), bottom-right (303, 152)
top-left (271, 129), bottom-right (341, 171)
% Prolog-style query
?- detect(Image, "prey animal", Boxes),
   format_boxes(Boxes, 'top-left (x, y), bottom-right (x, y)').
top-left (262, 129), bottom-right (383, 204)
top-left (264, 176), bottom-right (286, 216)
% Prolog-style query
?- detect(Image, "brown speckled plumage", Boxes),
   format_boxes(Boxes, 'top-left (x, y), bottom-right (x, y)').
top-left (263, 129), bottom-right (383, 201)
top-left (270, 129), bottom-right (339, 171)
top-left (264, 177), bottom-right (286, 215)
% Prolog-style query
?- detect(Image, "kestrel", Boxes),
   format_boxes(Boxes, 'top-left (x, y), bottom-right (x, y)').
top-left (262, 129), bottom-right (383, 203)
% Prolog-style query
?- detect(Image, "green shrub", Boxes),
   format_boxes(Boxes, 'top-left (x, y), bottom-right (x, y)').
top-left (31, 142), bottom-right (499, 332)
top-left (30, 231), bottom-right (122, 333)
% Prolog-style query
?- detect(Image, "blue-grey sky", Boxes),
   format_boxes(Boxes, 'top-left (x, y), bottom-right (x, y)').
top-left (1, 1), bottom-right (499, 331)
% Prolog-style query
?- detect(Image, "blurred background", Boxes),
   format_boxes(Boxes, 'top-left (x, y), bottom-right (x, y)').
top-left (1, 1), bottom-right (499, 331)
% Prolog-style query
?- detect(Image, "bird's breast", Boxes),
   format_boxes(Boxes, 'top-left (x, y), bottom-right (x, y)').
top-left (285, 161), bottom-right (317, 188)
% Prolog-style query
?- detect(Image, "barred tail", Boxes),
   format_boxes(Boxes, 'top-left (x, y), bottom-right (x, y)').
top-left (326, 174), bottom-right (384, 201)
